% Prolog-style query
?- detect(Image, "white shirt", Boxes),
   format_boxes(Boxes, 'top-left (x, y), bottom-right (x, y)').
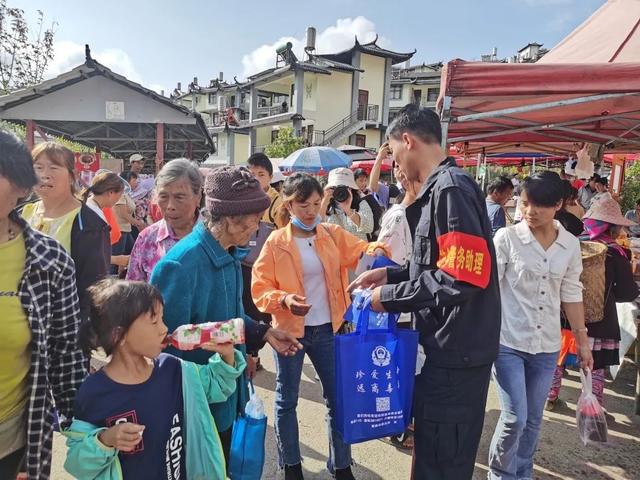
top-left (377, 205), bottom-right (413, 325)
top-left (494, 220), bottom-right (583, 354)
top-left (378, 205), bottom-right (413, 266)
top-left (294, 236), bottom-right (331, 327)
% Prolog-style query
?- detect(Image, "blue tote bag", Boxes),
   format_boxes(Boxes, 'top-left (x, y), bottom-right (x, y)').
top-left (335, 293), bottom-right (419, 444)
top-left (229, 381), bottom-right (267, 480)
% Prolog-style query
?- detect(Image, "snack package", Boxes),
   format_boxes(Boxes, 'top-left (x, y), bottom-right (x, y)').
top-left (169, 318), bottom-right (245, 351)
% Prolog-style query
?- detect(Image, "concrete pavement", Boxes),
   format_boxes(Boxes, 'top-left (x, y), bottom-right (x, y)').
top-left (51, 347), bottom-right (639, 479)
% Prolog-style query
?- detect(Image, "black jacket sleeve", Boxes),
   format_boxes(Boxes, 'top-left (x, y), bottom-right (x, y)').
top-left (70, 207), bottom-right (110, 319)
top-left (243, 315), bottom-right (270, 355)
top-left (380, 186), bottom-right (491, 313)
top-left (611, 251), bottom-right (639, 303)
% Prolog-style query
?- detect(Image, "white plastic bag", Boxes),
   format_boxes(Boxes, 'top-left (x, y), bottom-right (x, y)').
top-left (244, 381), bottom-right (265, 419)
top-left (576, 369), bottom-right (608, 445)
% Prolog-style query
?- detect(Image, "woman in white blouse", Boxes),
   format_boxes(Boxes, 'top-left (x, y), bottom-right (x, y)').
top-left (488, 171), bottom-right (593, 480)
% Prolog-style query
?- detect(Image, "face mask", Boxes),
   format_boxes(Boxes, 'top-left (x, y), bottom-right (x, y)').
top-left (291, 215), bottom-right (321, 232)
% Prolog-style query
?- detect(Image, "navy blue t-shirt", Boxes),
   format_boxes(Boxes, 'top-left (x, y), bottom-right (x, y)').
top-left (74, 354), bottom-right (186, 480)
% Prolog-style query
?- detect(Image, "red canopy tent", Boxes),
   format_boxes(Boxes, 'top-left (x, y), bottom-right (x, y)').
top-left (438, 60), bottom-right (640, 156)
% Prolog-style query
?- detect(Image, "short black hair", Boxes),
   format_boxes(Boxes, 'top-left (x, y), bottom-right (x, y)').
top-left (247, 152), bottom-right (273, 176)
top-left (120, 170), bottom-right (138, 183)
top-left (589, 173), bottom-right (601, 182)
top-left (80, 279), bottom-right (164, 356)
top-left (487, 176), bottom-right (514, 195)
top-left (353, 168), bottom-right (368, 180)
top-left (521, 171), bottom-right (564, 207)
top-left (387, 104), bottom-right (442, 145)
top-left (595, 176), bottom-right (608, 186)
top-left (0, 129), bottom-right (38, 190)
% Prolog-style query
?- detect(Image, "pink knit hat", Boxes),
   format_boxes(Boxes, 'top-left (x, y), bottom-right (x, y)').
top-left (583, 193), bottom-right (636, 226)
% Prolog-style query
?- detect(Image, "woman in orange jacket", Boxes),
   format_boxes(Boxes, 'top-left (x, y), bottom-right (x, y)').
top-left (252, 173), bottom-right (387, 480)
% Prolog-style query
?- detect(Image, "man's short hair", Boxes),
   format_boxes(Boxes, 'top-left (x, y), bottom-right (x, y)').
top-left (487, 176), bottom-right (514, 195)
top-left (353, 168), bottom-right (368, 180)
top-left (247, 152), bottom-right (273, 176)
top-left (387, 104), bottom-right (442, 145)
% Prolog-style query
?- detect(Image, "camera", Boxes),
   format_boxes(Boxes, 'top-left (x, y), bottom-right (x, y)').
top-left (333, 185), bottom-right (350, 203)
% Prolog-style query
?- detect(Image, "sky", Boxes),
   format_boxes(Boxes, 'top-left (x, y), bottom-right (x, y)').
top-left (13, 0), bottom-right (606, 95)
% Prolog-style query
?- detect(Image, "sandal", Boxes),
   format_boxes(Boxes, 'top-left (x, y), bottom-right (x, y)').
top-left (380, 426), bottom-right (414, 450)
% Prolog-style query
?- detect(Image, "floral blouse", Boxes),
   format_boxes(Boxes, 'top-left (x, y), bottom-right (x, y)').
top-left (126, 219), bottom-right (180, 282)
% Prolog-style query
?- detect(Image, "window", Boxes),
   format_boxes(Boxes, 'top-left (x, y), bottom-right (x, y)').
top-left (208, 93), bottom-right (217, 104)
top-left (271, 129), bottom-right (279, 142)
top-left (427, 88), bottom-right (440, 102)
top-left (390, 85), bottom-right (403, 100)
top-left (230, 95), bottom-right (236, 106)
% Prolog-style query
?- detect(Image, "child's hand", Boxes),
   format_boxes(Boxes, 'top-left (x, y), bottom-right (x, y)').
top-left (98, 423), bottom-right (145, 452)
top-left (200, 341), bottom-right (236, 366)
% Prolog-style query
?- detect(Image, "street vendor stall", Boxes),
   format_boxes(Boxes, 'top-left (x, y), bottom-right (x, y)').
top-left (438, 57), bottom-right (640, 413)
top-left (438, 60), bottom-right (640, 156)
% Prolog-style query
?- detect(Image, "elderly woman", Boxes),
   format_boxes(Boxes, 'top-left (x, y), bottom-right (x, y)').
top-left (127, 158), bottom-right (203, 282)
top-left (22, 142), bottom-right (111, 318)
top-left (0, 130), bottom-right (85, 479)
top-left (150, 166), bottom-right (302, 463)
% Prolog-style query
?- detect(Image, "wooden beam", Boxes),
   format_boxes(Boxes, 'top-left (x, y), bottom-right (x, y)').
top-left (26, 120), bottom-right (35, 150)
top-left (156, 122), bottom-right (165, 171)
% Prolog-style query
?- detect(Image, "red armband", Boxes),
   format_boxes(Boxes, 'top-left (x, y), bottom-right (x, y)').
top-left (436, 232), bottom-right (491, 288)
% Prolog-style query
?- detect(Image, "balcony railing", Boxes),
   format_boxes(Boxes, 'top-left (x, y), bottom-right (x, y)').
top-left (257, 104), bottom-right (290, 118)
top-left (210, 108), bottom-right (251, 127)
top-left (358, 104), bottom-right (380, 123)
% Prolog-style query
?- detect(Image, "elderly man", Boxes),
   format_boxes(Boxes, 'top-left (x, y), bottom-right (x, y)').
top-left (128, 153), bottom-right (155, 238)
top-left (350, 104), bottom-right (501, 480)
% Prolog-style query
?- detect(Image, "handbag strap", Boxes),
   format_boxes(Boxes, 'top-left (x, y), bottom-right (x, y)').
top-left (355, 291), bottom-right (398, 337)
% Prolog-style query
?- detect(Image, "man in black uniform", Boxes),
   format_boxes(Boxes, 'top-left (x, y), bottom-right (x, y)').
top-left (350, 105), bottom-right (501, 479)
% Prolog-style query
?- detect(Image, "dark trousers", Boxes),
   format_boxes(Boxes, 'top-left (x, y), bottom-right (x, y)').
top-left (219, 427), bottom-right (232, 469)
top-left (412, 363), bottom-right (492, 480)
top-left (0, 447), bottom-right (25, 479)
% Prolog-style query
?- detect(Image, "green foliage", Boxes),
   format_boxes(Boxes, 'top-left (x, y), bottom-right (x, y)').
top-left (620, 161), bottom-right (640, 213)
top-left (264, 127), bottom-right (305, 159)
top-left (0, 1), bottom-right (57, 94)
top-left (0, 120), bottom-right (101, 154)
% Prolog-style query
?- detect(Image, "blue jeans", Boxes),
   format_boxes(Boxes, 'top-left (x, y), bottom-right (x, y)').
top-left (273, 323), bottom-right (351, 472)
top-left (489, 345), bottom-right (558, 480)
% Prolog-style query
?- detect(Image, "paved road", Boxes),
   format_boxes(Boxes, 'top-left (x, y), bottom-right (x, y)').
top-left (52, 348), bottom-right (639, 479)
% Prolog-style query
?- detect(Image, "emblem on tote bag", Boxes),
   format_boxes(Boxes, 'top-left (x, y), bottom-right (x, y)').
top-left (372, 346), bottom-right (391, 367)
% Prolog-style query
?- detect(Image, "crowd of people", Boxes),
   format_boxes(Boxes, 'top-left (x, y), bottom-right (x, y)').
top-left (0, 102), bottom-right (637, 480)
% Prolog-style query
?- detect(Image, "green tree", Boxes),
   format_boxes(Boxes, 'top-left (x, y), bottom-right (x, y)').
top-left (0, 1), bottom-right (56, 94)
top-left (264, 127), bottom-right (305, 158)
top-left (621, 161), bottom-right (640, 213)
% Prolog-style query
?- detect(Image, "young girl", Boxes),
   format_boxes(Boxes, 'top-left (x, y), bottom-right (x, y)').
top-left (64, 279), bottom-right (246, 480)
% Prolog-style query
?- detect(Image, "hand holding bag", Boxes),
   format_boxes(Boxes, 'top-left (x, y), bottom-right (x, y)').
top-left (576, 369), bottom-right (608, 445)
top-left (335, 292), bottom-right (419, 444)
